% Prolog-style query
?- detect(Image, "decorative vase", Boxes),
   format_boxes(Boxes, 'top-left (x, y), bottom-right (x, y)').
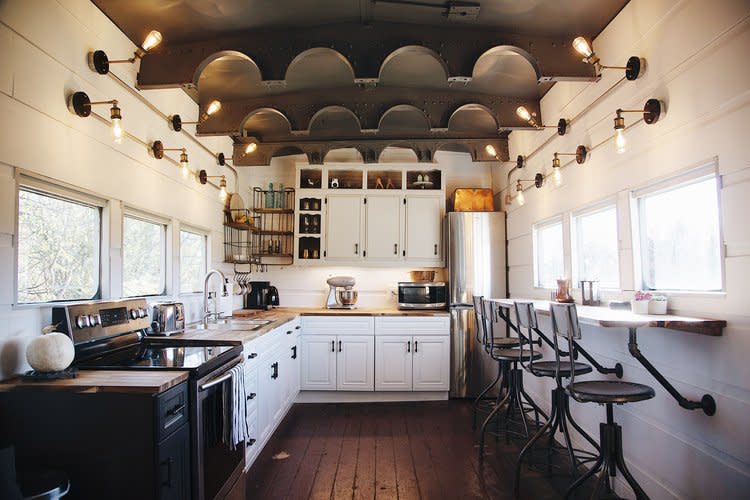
top-left (648, 300), bottom-right (668, 315)
top-left (632, 300), bottom-right (650, 314)
top-left (555, 279), bottom-right (574, 303)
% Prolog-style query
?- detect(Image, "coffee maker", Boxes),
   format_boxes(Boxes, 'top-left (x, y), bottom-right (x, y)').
top-left (244, 281), bottom-right (280, 310)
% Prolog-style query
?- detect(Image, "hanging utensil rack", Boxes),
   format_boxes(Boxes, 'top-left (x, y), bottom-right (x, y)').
top-left (252, 187), bottom-right (295, 266)
top-left (223, 208), bottom-right (261, 265)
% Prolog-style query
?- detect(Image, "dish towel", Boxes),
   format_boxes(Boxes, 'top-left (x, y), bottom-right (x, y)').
top-left (222, 364), bottom-right (249, 450)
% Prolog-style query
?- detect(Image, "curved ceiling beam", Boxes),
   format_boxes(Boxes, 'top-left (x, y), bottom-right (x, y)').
top-left (378, 104), bottom-right (431, 133)
top-left (192, 50), bottom-right (261, 86)
top-left (239, 107), bottom-right (293, 140)
top-left (138, 22), bottom-right (596, 89)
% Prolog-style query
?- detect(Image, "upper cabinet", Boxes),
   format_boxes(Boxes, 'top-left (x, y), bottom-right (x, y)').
top-left (295, 164), bottom-right (445, 267)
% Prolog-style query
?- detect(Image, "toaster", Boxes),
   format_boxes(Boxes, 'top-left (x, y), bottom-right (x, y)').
top-left (150, 302), bottom-right (185, 336)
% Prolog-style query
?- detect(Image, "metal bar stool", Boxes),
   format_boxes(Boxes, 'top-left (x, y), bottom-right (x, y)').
top-left (471, 296), bottom-right (520, 430)
top-left (513, 301), bottom-right (600, 498)
top-left (550, 303), bottom-right (655, 500)
top-left (479, 299), bottom-right (547, 458)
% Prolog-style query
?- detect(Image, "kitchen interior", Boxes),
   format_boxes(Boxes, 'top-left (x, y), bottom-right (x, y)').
top-left (0, 0), bottom-right (748, 499)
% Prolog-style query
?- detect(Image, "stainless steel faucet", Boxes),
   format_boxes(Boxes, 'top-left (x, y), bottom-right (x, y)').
top-left (203, 269), bottom-right (228, 326)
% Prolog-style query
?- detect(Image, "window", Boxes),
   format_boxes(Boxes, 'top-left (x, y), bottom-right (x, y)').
top-left (17, 187), bottom-right (101, 303)
top-left (180, 229), bottom-right (207, 293)
top-left (572, 204), bottom-right (620, 289)
top-left (533, 219), bottom-right (564, 288)
top-left (123, 214), bottom-right (167, 297)
top-left (636, 173), bottom-right (722, 291)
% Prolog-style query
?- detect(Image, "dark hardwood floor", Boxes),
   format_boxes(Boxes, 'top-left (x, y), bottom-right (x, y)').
top-left (245, 400), bottom-right (590, 500)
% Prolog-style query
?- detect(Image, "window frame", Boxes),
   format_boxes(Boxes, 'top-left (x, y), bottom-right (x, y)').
top-left (532, 215), bottom-right (565, 289)
top-left (570, 199), bottom-right (621, 291)
top-left (14, 175), bottom-right (106, 306)
top-left (631, 160), bottom-right (725, 293)
top-left (179, 226), bottom-right (209, 295)
top-left (122, 208), bottom-right (170, 298)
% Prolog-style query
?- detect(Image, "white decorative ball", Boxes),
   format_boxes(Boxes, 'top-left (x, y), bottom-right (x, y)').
top-left (26, 332), bottom-right (75, 372)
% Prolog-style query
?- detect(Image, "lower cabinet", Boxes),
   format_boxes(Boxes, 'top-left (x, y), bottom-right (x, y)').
top-left (300, 334), bottom-right (375, 391)
top-left (374, 335), bottom-right (450, 391)
top-left (157, 422), bottom-right (191, 500)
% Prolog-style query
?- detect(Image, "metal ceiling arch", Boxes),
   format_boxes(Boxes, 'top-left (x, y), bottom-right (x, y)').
top-left (378, 105), bottom-right (432, 134)
top-left (378, 144), bottom-right (421, 163)
top-left (284, 47), bottom-right (356, 91)
top-left (378, 45), bottom-right (449, 88)
top-left (192, 50), bottom-right (261, 87)
top-left (308, 105), bottom-right (362, 137)
top-left (447, 103), bottom-right (499, 134)
top-left (323, 147), bottom-right (365, 163)
top-left (473, 45), bottom-right (541, 82)
top-left (239, 107), bottom-right (292, 140)
top-left (270, 145), bottom-right (306, 158)
top-left (469, 45), bottom-right (541, 98)
top-left (435, 141), bottom-right (476, 159)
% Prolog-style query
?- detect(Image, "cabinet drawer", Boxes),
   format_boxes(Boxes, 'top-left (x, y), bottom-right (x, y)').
top-left (302, 316), bottom-right (374, 335)
top-left (375, 316), bottom-right (449, 335)
top-left (156, 382), bottom-right (189, 442)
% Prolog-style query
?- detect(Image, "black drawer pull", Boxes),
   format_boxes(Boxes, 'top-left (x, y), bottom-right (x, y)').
top-left (295, 325), bottom-right (301, 330)
top-left (331, 340), bottom-right (335, 352)
top-left (286, 330), bottom-right (292, 335)
top-left (271, 362), bottom-right (279, 379)
top-left (338, 340), bottom-right (342, 352)
top-left (291, 345), bottom-right (297, 359)
top-left (247, 392), bottom-right (257, 400)
top-left (407, 341), bottom-right (410, 353)
top-left (248, 438), bottom-right (256, 446)
top-left (248, 352), bottom-right (258, 359)
top-left (414, 340), bottom-right (418, 353)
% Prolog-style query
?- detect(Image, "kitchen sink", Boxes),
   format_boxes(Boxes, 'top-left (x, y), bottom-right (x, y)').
top-left (230, 319), bottom-right (273, 326)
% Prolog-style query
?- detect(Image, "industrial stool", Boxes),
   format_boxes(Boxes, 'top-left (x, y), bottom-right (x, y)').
top-left (479, 299), bottom-right (546, 458)
top-left (512, 301), bottom-right (599, 498)
top-left (550, 303), bottom-right (655, 500)
top-left (471, 295), bottom-right (520, 430)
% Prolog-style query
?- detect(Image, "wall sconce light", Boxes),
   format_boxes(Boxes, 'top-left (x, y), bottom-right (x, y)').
top-left (68, 91), bottom-right (123, 143)
top-left (572, 36), bottom-right (642, 80)
top-left (551, 145), bottom-right (588, 186)
top-left (243, 142), bottom-right (258, 155)
top-left (199, 170), bottom-right (228, 200)
top-left (169, 100), bottom-right (222, 131)
top-left (613, 99), bottom-right (662, 154)
top-left (152, 141), bottom-right (190, 177)
top-left (485, 144), bottom-right (524, 169)
top-left (88, 30), bottom-right (163, 75)
top-left (217, 153), bottom-right (232, 166)
top-left (515, 106), bottom-right (568, 135)
top-left (508, 174), bottom-right (544, 207)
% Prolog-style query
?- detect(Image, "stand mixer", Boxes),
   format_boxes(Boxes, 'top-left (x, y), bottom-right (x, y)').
top-left (326, 276), bottom-right (358, 309)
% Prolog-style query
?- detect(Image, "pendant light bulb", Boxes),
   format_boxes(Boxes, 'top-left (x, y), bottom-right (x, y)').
top-left (141, 30), bottom-right (163, 52)
top-left (515, 106), bottom-right (532, 123)
top-left (485, 144), bottom-right (497, 157)
top-left (205, 100), bottom-right (222, 117)
top-left (179, 150), bottom-right (189, 178)
top-left (109, 102), bottom-right (122, 143)
top-left (614, 111), bottom-right (627, 154)
top-left (219, 177), bottom-right (228, 201)
top-left (515, 180), bottom-right (525, 206)
top-left (244, 142), bottom-right (258, 155)
top-left (572, 36), bottom-right (594, 58)
top-left (552, 154), bottom-right (562, 186)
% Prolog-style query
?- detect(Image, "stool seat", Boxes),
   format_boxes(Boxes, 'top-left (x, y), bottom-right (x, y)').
top-left (492, 347), bottom-right (543, 361)
top-left (569, 380), bottom-right (656, 404)
top-left (491, 337), bottom-right (521, 348)
top-left (530, 361), bottom-right (592, 378)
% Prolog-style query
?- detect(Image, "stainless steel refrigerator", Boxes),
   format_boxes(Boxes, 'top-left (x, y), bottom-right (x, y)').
top-left (447, 212), bottom-right (506, 398)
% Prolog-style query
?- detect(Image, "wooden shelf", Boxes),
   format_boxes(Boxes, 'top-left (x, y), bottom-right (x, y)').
top-left (253, 208), bottom-right (294, 214)
top-left (223, 221), bottom-right (259, 232)
top-left (259, 230), bottom-right (294, 236)
top-left (255, 253), bottom-right (294, 258)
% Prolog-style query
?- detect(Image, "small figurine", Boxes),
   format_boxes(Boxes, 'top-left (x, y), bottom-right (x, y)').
top-left (375, 177), bottom-right (385, 189)
top-left (386, 178), bottom-right (395, 189)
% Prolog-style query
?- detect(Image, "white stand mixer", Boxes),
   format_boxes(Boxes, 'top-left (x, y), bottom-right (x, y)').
top-left (326, 276), bottom-right (358, 309)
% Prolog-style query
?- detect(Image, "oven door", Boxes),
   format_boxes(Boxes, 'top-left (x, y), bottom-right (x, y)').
top-left (192, 356), bottom-right (245, 500)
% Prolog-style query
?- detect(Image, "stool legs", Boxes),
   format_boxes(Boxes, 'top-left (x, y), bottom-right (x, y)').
top-left (514, 387), bottom-right (599, 497)
top-left (472, 359), bottom-right (503, 430)
top-left (564, 404), bottom-right (650, 500)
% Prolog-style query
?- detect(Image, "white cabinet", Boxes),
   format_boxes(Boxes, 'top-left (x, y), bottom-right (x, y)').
top-left (374, 336), bottom-right (412, 391)
top-left (364, 194), bottom-right (402, 261)
top-left (336, 335), bottom-right (375, 390)
top-left (412, 335), bottom-right (450, 391)
top-left (300, 335), bottom-right (337, 390)
top-left (326, 194), bottom-right (362, 260)
top-left (405, 195), bottom-right (443, 263)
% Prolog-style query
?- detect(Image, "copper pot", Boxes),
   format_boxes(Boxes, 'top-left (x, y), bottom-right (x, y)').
top-left (409, 270), bottom-right (436, 282)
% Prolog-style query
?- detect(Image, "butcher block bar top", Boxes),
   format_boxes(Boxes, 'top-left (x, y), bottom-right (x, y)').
top-left (232, 307), bottom-right (450, 317)
top-left (0, 370), bottom-right (189, 394)
top-left (490, 298), bottom-right (726, 336)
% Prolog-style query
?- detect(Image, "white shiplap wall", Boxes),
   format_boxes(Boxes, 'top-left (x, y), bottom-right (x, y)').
top-left (497, 0), bottom-right (750, 498)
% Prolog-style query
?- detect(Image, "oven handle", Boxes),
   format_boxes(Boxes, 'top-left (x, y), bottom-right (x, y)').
top-left (199, 359), bottom-right (243, 391)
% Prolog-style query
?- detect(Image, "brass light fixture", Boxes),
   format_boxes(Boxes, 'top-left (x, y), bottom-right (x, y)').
top-left (68, 91), bottom-right (123, 143)
top-left (551, 145), bottom-right (588, 186)
top-left (572, 36), bottom-right (642, 80)
top-left (88, 30), bottom-right (163, 75)
top-left (515, 106), bottom-right (568, 135)
top-left (613, 99), bottom-right (662, 154)
top-left (199, 170), bottom-right (228, 200)
top-left (169, 100), bottom-right (222, 131)
top-left (217, 153), bottom-right (232, 166)
top-left (243, 142), bottom-right (258, 155)
top-left (485, 144), bottom-right (524, 169)
top-left (152, 141), bottom-right (190, 178)
top-left (507, 174), bottom-right (544, 207)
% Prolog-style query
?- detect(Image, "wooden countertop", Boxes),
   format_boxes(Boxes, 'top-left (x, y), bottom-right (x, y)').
top-left (489, 298), bottom-right (726, 336)
top-left (0, 370), bottom-right (189, 395)
top-left (180, 312), bottom-right (300, 343)
top-left (232, 307), bottom-right (450, 317)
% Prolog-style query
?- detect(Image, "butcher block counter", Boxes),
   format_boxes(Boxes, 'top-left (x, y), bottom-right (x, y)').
top-left (0, 370), bottom-right (188, 394)
top-left (232, 306), bottom-right (450, 318)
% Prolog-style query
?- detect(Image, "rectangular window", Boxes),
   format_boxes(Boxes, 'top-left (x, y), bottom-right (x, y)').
top-left (572, 204), bottom-right (620, 289)
top-left (123, 214), bottom-right (167, 297)
top-left (180, 229), bottom-right (207, 293)
top-left (533, 218), bottom-right (564, 288)
top-left (636, 173), bottom-right (722, 291)
top-left (17, 187), bottom-right (101, 303)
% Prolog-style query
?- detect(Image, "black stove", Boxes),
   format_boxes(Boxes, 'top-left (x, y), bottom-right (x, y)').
top-left (76, 340), bottom-right (240, 371)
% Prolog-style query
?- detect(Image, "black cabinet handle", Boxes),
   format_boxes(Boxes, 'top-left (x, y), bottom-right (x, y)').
top-left (331, 340), bottom-right (335, 352)
top-left (166, 403), bottom-right (185, 417)
top-left (247, 392), bottom-right (257, 400)
top-left (248, 352), bottom-right (258, 359)
top-left (161, 457), bottom-right (173, 487)
top-left (286, 330), bottom-right (292, 335)
top-left (295, 325), bottom-right (301, 330)
top-left (248, 438), bottom-right (256, 446)
top-left (338, 340), bottom-right (342, 352)
top-left (407, 341), bottom-right (410, 353)
top-left (271, 362), bottom-right (279, 379)
top-left (415, 340), bottom-right (418, 353)
top-left (291, 345), bottom-right (297, 359)
top-left (394, 243), bottom-right (398, 255)
top-left (354, 243), bottom-right (359, 255)
top-left (434, 244), bottom-right (438, 255)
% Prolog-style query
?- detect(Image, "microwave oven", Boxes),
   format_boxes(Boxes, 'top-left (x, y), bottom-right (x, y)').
top-left (397, 282), bottom-right (448, 310)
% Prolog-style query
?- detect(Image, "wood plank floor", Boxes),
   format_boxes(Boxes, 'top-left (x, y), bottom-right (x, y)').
top-left (245, 401), bottom-right (589, 500)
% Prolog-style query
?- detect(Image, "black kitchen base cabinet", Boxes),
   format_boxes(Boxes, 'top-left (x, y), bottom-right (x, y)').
top-left (0, 382), bottom-right (191, 500)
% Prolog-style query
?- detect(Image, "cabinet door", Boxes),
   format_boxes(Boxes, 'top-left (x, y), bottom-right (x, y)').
top-left (283, 333), bottom-right (300, 406)
top-left (365, 195), bottom-right (402, 261)
top-left (336, 335), bottom-right (375, 391)
top-left (375, 336), bottom-right (413, 391)
top-left (405, 195), bottom-right (443, 261)
top-left (326, 194), bottom-right (362, 260)
top-left (300, 335), bottom-right (337, 390)
top-left (258, 348), bottom-right (282, 443)
top-left (412, 335), bottom-right (450, 391)
top-left (157, 423), bottom-right (190, 500)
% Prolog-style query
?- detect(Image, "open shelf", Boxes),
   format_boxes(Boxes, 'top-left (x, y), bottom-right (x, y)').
top-left (300, 168), bottom-right (323, 189)
top-left (328, 169), bottom-right (363, 189)
top-left (367, 170), bottom-right (402, 190)
top-left (406, 169), bottom-right (441, 190)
